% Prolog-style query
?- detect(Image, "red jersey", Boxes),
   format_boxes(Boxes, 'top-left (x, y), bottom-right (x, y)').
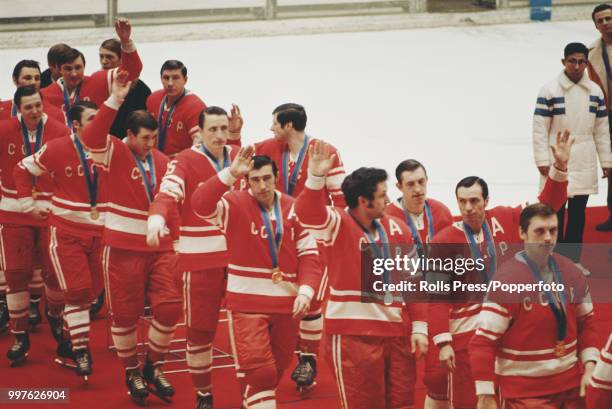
top-left (385, 197), bottom-right (452, 244)
top-left (40, 42), bottom-right (142, 124)
top-left (428, 169), bottom-right (569, 350)
top-left (0, 99), bottom-right (67, 124)
top-left (14, 134), bottom-right (108, 237)
top-left (81, 98), bottom-right (171, 252)
top-left (146, 90), bottom-right (206, 157)
top-left (294, 174), bottom-right (427, 337)
top-left (191, 168), bottom-right (322, 314)
top-left (469, 253), bottom-right (597, 399)
top-left (0, 115), bottom-right (69, 226)
top-left (254, 137), bottom-right (346, 207)
top-left (149, 142), bottom-right (239, 271)
top-left (589, 332), bottom-right (612, 401)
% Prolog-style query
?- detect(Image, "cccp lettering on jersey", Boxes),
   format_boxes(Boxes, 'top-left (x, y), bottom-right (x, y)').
top-left (65, 163), bottom-right (96, 178)
top-left (7, 143), bottom-right (29, 156)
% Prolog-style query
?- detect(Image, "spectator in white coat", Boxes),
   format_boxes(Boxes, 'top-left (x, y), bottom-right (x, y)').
top-left (533, 42), bottom-right (612, 275)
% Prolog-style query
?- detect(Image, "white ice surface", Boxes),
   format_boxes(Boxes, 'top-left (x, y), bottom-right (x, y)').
top-left (0, 19), bottom-right (608, 214)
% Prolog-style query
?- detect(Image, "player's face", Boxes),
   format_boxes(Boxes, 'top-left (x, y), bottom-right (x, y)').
top-left (99, 48), bottom-right (119, 70)
top-left (248, 165), bottom-right (277, 208)
top-left (60, 56), bottom-right (85, 90)
top-left (562, 52), bottom-right (587, 83)
top-left (362, 181), bottom-right (388, 219)
top-left (520, 215), bottom-right (558, 256)
top-left (270, 114), bottom-right (289, 141)
top-left (128, 127), bottom-right (158, 160)
top-left (161, 69), bottom-right (187, 97)
top-left (72, 107), bottom-right (98, 135)
top-left (396, 167), bottom-right (428, 213)
top-left (17, 93), bottom-right (43, 126)
top-left (201, 114), bottom-right (229, 152)
top-left (15, 67), bottom-right (41, 90)
top-left (456, 184), bottom-right (488, 231)
top-left (594, 9), bottom-right (612, 37)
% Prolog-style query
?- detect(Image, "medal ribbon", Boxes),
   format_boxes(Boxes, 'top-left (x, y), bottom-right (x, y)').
top-left (157, 89), bottom-right (186, 152)
top-left (130, 151), bottom-right (156, 203)
top-left (11, 102), bottom-right (17, 117)
top-left (401, 200), bottom-right (435, 258)
top-left (20, 118), bottom-right (44, 189)
top-left (282, 135), bottom-right (310, 195)
top-left (351, 215), bottom-right (391, 286)
top-left (463, 221), bottom-right (497, 283)
top-left (259, 197), bottom-right (283, 269)
top-left (61, 79), bottom-right (81, 125)
top-left (521, 252), bottom-right (567, 343)
top-left (201, 145), bottom-right (230, 172)
top-left (73, 136), bottom-right (98, 209)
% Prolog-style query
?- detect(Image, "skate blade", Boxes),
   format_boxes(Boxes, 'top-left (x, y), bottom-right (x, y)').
top-left (128, 392), bottom-right (149, 407)
top-left (54, 357), bottom-right (76, 369)
top-left (9, 353), bottom-right (28, 367)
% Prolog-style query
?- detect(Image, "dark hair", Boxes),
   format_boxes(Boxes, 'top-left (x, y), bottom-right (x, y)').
top-left (13, 86), bottom-right (41, 108)
top-left (341, 167), bottom-right (387, 209)
top-left (592, 4), bottom-right (612, 22)
top-left (126, 110), bottom-right (157, 136)
top-left (455, 176), bottom-right (489, 200)
top-left (395, 159), bottom-right (427, 183)
top-left (519, 203), bottom-right (556, 233)
top-left (68, 101), bottom-right (98, 124)
top-left (272, 103), bottom-right (307, 132)
top-left (160, 60), bottom-right (187, 77)
top-left (100, 38), bottom-right (121, 58)
top-left (199, 106), bottom-right (228, 129)
top-left (249, 155), bottom-right (278, 177)
top-left (12, 60), bottom-right (41, 82)
top-left (57, 48), bottom-right (85, 67)
top-left (47, 43), bottom-right (70, 66)
top-left (564, 42), bottom-right (589, 59)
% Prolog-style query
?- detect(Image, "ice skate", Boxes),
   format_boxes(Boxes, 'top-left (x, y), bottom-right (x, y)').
top-left (143, 359), bottom-right (174, 402)
top-left (74, 348), bottom-right (93, 382)
top-left (54, 338), bottom-right (76, 369)
top-left (195, 391), bottom-right (213, 409)
top-left (7, 332), bottom-right (29, 367)
top-left (126, 368), bottom-right (149, 406)
top-left (45, 307), bottom-right (63, 344)
top-left (291, 353), bottom-right (317, 392)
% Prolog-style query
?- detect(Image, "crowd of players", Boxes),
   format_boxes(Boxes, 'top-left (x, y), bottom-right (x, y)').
top-left (0, 6), bottom-right (611, 409)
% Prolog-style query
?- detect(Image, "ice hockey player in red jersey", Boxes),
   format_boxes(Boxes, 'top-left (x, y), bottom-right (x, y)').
top-left (40, 18), bottom-right (142, 126)
top-left (146, 60), bottom-right (207, 157)
top-left (295, 140), bottom-right (428, 409)
top-left (0, 86), bottom-right (70, 366)
top-left (80, 72), bottom-right (181, 404)
top-left (428, 130), bottom-right (572, 409)
top-left (384, 158), bottom-right (453, 409)
top-left (147, 105), bottom-right (242, 409)
top-left (13, 99), bottom-right (110, 381)
top-left (0, 60), bottom-right (66, 124)
top-left (469, 203), bottom-right (598, 409)
top-left (190, 149), bottom-right (322, 409)
top-left (255, 103), bottom-right (346, 390)
top-left (587, 330), bottom-right (612, 409)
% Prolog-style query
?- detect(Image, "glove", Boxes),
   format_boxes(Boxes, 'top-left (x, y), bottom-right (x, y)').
top-left (147, 215), bottom-right (168, 247)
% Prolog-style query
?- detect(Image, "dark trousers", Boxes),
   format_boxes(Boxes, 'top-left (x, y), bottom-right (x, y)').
top-left (607, 175), bottom-right (612, 215)
top-left (557, 195), bottom-right (589, 262)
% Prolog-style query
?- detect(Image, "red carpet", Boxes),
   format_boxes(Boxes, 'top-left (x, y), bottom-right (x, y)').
top-left (0, 206), bottom-right (610, 409)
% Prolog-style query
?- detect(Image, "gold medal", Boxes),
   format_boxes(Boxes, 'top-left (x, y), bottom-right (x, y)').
top-left (271, 268), bottom-right (283, 284)
top-left (32, 188), bottom-right (37, 196)
top-left (554, 341), bottom-right (565, 358)
top-left (90, 207), bottom-right (100, 220)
